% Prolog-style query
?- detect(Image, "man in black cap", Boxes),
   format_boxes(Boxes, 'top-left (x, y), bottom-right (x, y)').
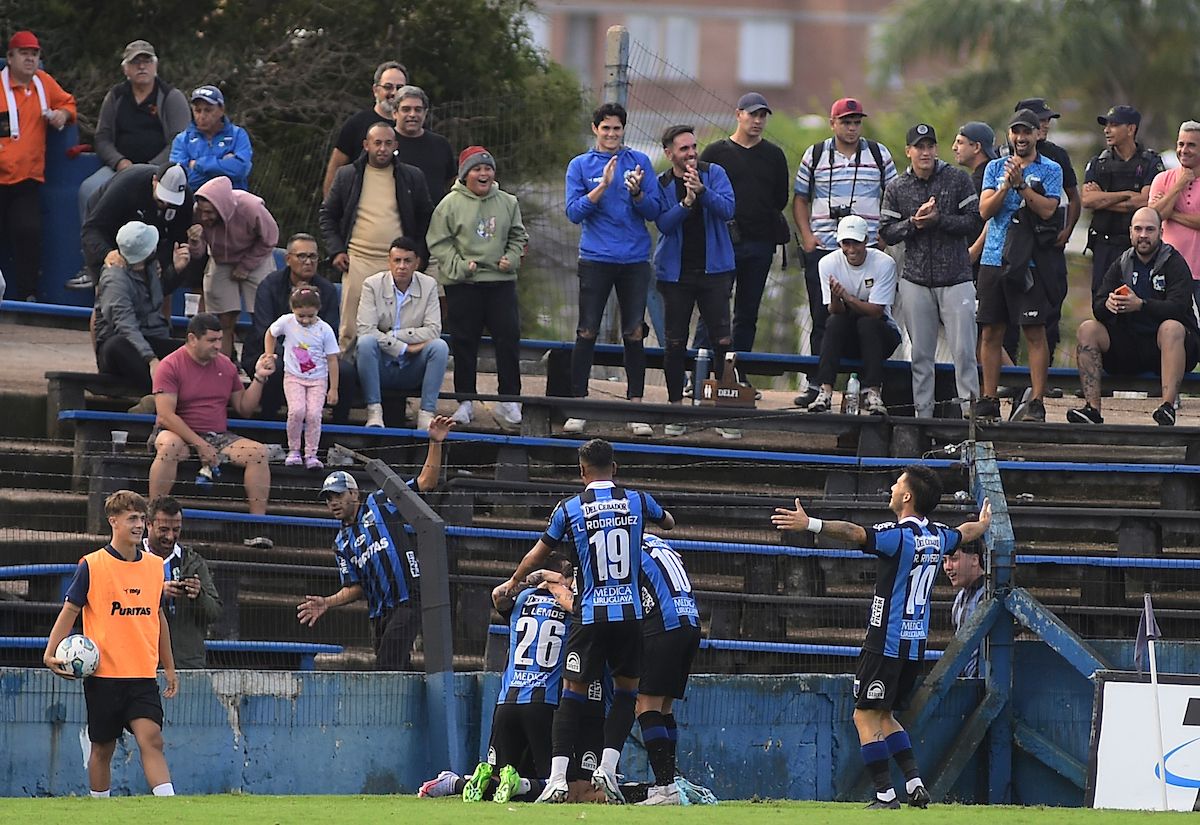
top-left (1082, 105), bottom-right (1165, 293)
top-left (696, 92), bottom-right (790, 367)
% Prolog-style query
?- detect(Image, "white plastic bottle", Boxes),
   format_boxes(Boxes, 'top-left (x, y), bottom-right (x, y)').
top-left (845, 373), bottom-right (861, 415)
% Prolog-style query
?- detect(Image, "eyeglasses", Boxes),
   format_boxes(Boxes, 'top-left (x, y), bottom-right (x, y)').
top-left (290, 252), bottom-right (319, 262)
top-left (375, 83), bottom-right (405, 93)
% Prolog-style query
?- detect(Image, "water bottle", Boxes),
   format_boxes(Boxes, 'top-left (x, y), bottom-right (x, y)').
top-left (196, 463), bottom-right (221, 485)
top-left (845, 373), bottom-right (861, 415)
top-left (693, 348), bottom-right (712, 406)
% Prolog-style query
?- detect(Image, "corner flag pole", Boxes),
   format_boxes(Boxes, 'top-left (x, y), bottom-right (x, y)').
top-left (1144, 594), bottom-right (1168, 811)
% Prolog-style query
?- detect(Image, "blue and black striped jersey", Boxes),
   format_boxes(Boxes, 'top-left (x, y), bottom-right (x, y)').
top-left (332, 484), bottom-right (421, 618)
top-left (542, 481), bottom-right (664, 625)
top-left (639, 535), bottom-right (699, 636)
top-left (863, 516), bottom-right (962, 660)
top-left (497, 587), bottom-right (570, 705)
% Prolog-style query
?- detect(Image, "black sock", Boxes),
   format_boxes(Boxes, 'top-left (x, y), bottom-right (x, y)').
top-left (861, 740), bottom-right (894, 800)
top-left (552, 690), bottom-right (587, 758)
top-left (663, 713), bottom-right (679, 778)
top-left (638, 710), bottom-right (672, 786)
top-left (621, 782), bottom-right (651, 804)
top-left (886, 730), bottom-right (921, 783)
top-left (604, 688), bottom-right (638, 753)
top-left (517, 778), bottom-right (544, 802)
top-left (453, 778), bottom-right (467, 794)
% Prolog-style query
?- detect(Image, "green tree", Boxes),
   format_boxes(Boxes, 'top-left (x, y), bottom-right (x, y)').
top-left (880, 0), bottom-right (1200, 146)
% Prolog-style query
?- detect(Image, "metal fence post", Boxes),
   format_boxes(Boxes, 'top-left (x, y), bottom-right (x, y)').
top-left (603, 26), bottom-right (630, 107)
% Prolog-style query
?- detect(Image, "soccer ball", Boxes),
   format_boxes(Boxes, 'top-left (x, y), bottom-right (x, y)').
top-left (55, 634), bottom-right (100, 678)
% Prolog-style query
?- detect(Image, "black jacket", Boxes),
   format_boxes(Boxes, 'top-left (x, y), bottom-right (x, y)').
top-left (1001, 201), bottom-right (1063, 297)
top-left (1097, 242), bottom-right (1199, 337)
top-left (879, 161), bottom-right (981, 288)
top-left (319, 153), bottom-right (433, 265)
top-left (241, 267), bottom-right (341, 376)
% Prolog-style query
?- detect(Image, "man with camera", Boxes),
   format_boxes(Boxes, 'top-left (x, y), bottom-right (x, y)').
top-left (975, 109), bottom-right (1064, 422)
top-left (792, 98), bottom-right (897, 404)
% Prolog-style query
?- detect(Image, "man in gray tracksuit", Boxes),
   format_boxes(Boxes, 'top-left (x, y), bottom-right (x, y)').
top-left (880, 124), bottom-right (983, 417)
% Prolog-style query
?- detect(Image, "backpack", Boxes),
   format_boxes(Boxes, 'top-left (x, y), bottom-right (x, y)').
top-left (804, 138), bottom-right (887, 202)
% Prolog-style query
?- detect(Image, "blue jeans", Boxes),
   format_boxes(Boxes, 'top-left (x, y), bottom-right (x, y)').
top-left (356, 335), bottom-right (449, 412)
top-left (693, 240), bottom-right (775, 354)
top-left (571, 259), bottom-right (650, 398)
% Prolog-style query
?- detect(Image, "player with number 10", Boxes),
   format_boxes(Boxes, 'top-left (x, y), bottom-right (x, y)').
top-left (501, 438), bottom-right (675, 803)
top-left (771, 465), bottom-right (991, 809)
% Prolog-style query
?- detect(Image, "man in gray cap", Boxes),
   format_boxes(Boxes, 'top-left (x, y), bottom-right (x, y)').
top-left (953, 122), bottom-right (996, 270)
top-left (68, 37), bottom-right (187, 283)
top-left (298, 414), bottom-right (453, 671)
top-left (94, 221), bottom-right (182, 390)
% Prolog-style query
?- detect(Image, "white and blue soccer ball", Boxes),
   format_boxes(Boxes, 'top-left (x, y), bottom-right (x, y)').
top-left (55, 634), bottom-right (100, 678)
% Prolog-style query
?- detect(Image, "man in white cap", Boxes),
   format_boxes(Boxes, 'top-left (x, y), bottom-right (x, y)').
top-left (94, 221), bottom-right (185, 391)
top-left (806, 215), bottom-right (901, 415)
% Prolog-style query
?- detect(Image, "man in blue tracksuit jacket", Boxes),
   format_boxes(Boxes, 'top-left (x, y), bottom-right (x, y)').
top-left (562, 102), bottom-right (663, 437)
top-left (653, 125), bottom-right (736, 417)
top-left (169, 85), bottom-right (253, 191)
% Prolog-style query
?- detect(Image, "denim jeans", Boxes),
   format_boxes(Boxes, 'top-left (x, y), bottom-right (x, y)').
top-left (356, 335), bottom-right (449, 412)
top-left (694, 240), bottom-right (775, 354)
top-left (571, 259), bottom-right (650, 398)
top-left (814, 312), bottom-right (900, 389)
top-left (660, 272), bottom-right (732, 402)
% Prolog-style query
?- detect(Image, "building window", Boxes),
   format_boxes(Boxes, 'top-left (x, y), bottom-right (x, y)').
top-left (628, 14), bottom-right (698, 77)
top-left (565, 13), bottom-right (597, 82)
top-left (737, 20), bottom-right (792, 86)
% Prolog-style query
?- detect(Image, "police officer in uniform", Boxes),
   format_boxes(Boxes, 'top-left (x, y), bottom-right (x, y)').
top-left (297, 415), bottom-right (452, 669)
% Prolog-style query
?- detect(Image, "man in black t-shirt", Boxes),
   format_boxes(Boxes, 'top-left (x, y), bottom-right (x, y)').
top-left (393, 85), bottom-right (457, 204)
top-left (321, 61), bottom-right (408, 196)
top-left (952, 121), bottom-right (996, 269)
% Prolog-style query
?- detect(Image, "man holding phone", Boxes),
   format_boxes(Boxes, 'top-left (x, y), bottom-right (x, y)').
top-left (1069, 206), bottom-right (1199, 425)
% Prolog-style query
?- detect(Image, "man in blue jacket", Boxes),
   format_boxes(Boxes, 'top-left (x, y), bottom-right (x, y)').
top-left (169, 85), bottom-right (253, 191)
top-left (563, 103), bottom-right (663, 437)
top-left (653, 125), bottom-right (735, 437)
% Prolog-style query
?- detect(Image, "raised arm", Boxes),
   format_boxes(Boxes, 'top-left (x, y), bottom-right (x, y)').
top-left (957, 498), bottom-right (992, 544)
top-left (771, 497), bottom-right (867, 545)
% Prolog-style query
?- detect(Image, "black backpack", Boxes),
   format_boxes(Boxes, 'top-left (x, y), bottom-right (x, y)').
top-left (804, 137), bottom-right (887, 202)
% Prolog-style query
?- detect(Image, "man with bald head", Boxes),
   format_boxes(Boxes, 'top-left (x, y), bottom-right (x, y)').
top-left (1069, 207), bottom-right (1199, 426)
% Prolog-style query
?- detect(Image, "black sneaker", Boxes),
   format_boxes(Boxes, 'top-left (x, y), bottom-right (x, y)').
top-left (1011, 397), bottom-right (1046, 422)
top-left (1066, 404), bottom-right (1103, 424)
top-left (1153, 402), bottom-right (1177, 426)
top-left (865, 797), bottom-right (901, 810)
top-left (908, 785), bottom-right (931, 808)
top-left (794, 387), bottom-right (819, 407)
top-left (972, 396), bottom-right (1001, 420)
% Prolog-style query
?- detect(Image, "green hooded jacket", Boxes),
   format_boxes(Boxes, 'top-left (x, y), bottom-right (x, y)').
top-left (426, 179), bottom-right (528, 284)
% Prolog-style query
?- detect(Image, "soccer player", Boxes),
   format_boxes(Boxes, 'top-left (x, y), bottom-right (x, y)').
top-left (500, 438), bottom-right (675, 803)
top-left (635, 534), bottom-right (703, 805)
top-left (771, 466), bottom-right (992, 809)
top-left (43, 490), bottom-right (179, 798)
top-left (297, 415), bottom-right (453, 670)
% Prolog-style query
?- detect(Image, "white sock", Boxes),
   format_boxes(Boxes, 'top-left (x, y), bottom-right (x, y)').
top-left (549, 755), bottom-right (569, 782)
top-left (905, 777), bottom-right (924, 794)
top-left (877, 787), bottom-right (897, 802)
top-left (518, 778), bottom-right (532, 795)
top-left (152, 782), bottom-right (175, 796)
top-left (90, 789), bottom-right (110, 798)
top-left (600, 747), bottom-right (620, 775)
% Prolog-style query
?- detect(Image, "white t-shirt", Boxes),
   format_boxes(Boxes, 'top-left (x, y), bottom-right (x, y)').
top-left (818, 247), bottom-right (899, 327)
top-left (268, 313), bottom-right (340, 381)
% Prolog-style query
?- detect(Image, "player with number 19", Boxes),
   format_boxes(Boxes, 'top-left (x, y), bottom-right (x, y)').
top-left (771, 465), bottom-right (991, 809)
top-left (502, 438), bottom-right (675, 803)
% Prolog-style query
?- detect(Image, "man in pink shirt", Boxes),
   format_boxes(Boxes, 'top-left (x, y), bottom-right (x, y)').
top-left (1150, 121), bottom-right (1200, 310)
top-left (151, 313), bottom-right (276, 518)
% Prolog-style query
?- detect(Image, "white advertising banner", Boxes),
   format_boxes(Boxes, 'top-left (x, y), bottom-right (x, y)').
top-left (1088, 671), bottom-right (1200, 811)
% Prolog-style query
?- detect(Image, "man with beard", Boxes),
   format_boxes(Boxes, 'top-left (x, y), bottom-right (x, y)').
top-left (975, 109), bottom-right (1063, 422)
top-left (321, 61), bottom-right (408, 197)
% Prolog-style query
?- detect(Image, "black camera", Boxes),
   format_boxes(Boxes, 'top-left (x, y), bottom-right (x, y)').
top-left (829, 204), bottom-right (853, 220)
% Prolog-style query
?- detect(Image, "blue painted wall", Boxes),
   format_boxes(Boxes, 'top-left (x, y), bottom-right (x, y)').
top-left (4, 640), bottom-right (1196, 800)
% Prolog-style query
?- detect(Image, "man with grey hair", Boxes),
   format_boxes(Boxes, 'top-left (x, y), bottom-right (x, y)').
top-left (321, 60), bottom-right (409, 196)
top-left (1150, 120), bottom-right (1200, 308)
top-left (393, 85), bottom-right (457, 203)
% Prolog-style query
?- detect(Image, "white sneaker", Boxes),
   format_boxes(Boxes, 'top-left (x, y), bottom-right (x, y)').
top-left (495, 401), bottom-right (522, 429)
top-left (628, 421), bottom-right (653, 437)
top-left (563, 417), bottom-right (586, 434)
top-left (417, 410), bottom-right (435, 431)
top-left (664, 422), bottom-right (686, 436)
top-left (535, 775), bottom-right (569, 803)
top-left (864, 388), bottom-right (887, 416)
top-left (717, 427), bottom-right (742, 440)
top-left (364, 403), bottom-right (384, 428)
top-left (592, 766), bottom-right (626, 804)
top-left (639, 784), bottom-right (681, 805)
top-left (450, 401), bottom-right (473, 425)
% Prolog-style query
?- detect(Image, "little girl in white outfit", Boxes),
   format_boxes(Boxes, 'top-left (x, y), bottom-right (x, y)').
top-left (265, 286), bottom-right (339, 469)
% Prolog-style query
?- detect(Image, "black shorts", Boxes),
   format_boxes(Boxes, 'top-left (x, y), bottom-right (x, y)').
top-left (563, 620), bottom-right (642, 684)
top-left (488, 702), bottom-right (554, 779)
top-left (84, 676), bottom-right (163, 743)
top-left (853, 651), bottom-right (924, 712)
top-left (569, 683), bottom-right (606, 782)
top-left (640, 625), bottom-right (702, 699)
top-left (1102, 322), bottom-right (1200, 376)
top-left (976, 263), bottom-right (1052, 328)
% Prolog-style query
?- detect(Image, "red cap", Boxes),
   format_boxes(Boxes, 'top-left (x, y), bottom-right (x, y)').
top-left (830, 97), bottom-right (867, 119)
top-left (9, 30), bottom-right (40, 51)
